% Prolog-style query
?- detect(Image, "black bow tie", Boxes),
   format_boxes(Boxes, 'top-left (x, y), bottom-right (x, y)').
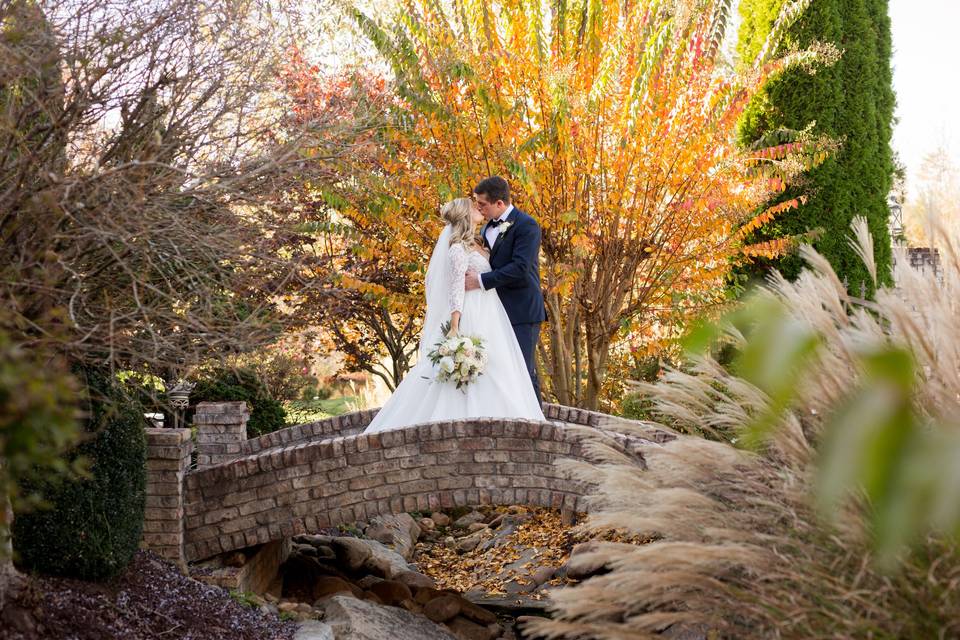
top-left (489, 218), bottom-right (506, 227)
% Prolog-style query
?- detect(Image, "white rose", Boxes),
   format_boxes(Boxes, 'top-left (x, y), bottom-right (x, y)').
top-left (439, 356), bottom-right (455, 373)
top-left (438, 344), bottom-right (451, 356)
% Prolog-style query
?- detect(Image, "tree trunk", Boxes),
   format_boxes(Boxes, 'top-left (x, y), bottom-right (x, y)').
top-left (584, 322), bottom-right (612, 411)
top-left (0, 479), bottom-right (22, 611)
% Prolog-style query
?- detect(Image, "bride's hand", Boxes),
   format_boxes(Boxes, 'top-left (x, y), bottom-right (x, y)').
top-left (447, 312), bottom-right (460, 338)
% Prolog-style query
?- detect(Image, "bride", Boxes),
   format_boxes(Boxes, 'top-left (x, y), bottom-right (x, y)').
top-left (364, 197), bottom-right (545, 433)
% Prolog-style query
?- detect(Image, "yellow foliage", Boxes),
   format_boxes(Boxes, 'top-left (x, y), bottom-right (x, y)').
top-left (343, 0), bottom-right (835, 407)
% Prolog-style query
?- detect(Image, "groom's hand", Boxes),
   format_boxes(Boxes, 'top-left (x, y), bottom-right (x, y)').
top-left (465, 270), bottom-right (481, 291)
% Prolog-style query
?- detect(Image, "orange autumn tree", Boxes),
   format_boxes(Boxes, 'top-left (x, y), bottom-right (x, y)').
top-left (348, 0), bottom-right (836, 409)
top-left (275, 49), bottom-right (428, 390)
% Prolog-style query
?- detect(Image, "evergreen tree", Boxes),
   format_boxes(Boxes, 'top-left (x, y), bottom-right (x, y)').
top-left (736, 0), bottom-right (895, 294)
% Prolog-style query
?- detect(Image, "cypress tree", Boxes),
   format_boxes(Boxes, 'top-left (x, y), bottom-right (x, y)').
top-left (736, 0), bottom-right (895, 295)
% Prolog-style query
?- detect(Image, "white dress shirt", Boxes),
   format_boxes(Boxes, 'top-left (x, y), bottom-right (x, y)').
top-left (477, 205), bottom-right (514, 290)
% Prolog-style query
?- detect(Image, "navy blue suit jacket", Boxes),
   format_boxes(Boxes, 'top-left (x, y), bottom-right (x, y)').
top-left (479, 207), bottom-right (547, 325)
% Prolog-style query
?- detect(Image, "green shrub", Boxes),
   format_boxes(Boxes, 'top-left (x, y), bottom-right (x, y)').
top-left (190, 367), bottom-right (286, 438)
top-left (12, 367), bottom-right (147, 580)
top-left (735, 0), bottom-right (895, 296)
top-left (299, 384), bottom-right (332, 401)
top-left (619, 392), bottom-right (652, 421)
top-left (0, 329), bottom-right (80, 559)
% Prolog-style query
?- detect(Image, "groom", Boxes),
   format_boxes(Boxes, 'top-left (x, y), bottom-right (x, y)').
top-left (465, 176), bottom-right (546, 403)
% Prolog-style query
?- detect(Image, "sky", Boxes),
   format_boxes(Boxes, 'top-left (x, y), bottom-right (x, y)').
top-left (889, 0), bottom-right (960, 189)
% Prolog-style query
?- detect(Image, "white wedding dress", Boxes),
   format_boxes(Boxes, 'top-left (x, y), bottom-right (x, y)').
top-left (364, 226), bottom-right (545, 433)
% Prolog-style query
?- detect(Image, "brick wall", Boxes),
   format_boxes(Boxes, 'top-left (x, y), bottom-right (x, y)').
top-left (195, 401), bottom-right (249, 467)
top-left (220, 403), bottom-right (610, 462)
top-left (191, 538), bottom-right (290, 593)
top-left (181, 418), bottom-right (651, 562)
top-left (142, 428), bottom-right (193, 569)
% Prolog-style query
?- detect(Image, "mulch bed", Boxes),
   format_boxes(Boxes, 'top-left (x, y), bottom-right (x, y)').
top-left (1, 551), bottom-right (297, 640)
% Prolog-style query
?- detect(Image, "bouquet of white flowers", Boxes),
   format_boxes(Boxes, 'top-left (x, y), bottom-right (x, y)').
top-left (427, 323), bottom-right (487, 389)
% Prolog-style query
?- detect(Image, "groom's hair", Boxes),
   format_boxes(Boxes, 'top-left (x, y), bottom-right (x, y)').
top-left (474, 176), bottom-right (511, 204)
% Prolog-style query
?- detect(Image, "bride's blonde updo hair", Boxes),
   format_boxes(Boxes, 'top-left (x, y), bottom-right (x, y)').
top-left (440, 197), bottom-right (476, 248)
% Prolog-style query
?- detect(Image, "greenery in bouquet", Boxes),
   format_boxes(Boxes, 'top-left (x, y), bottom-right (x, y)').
top-left (427, 323), bottom-right (487, 390)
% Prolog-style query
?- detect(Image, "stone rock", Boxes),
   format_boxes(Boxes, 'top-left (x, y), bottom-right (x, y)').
top-left (394, 570), bottom-right (437, 590)
top-left (444, 615), bottom-right (499, 640)
top-left (359, 539), bottom-right (413, 579)
top-left (356, 575), bottom-right (385, 589)
top-left (457, 599), bottom-right (497, 626)
top-left (279, 601), bottom-right (299, 613)
top-left (453, 511), bottom-right (485, 529)
top-left (564, 541), bottom-right (610, 580)
top-left (365, 513), bottom-right (421, 560)
top-left (456, 528), bottom-right (493, 553)
top-left (314, 560), bottom-right (354, 582)
top-left (312, 576), bottom-right (356, 601)
top-left (399, 598), bottom-right (423, 614)
top-left (515, 616), bottom-right (542, 636)
top-left (315, 545), bottom-right (337, 561)
top-left (503, 547), bottom-right (538, 573)
top-left (361, 590), bottom-right (383, 605)
top-left (296, 602), bottom-right (314, 614)
top-left (293, 620), bottom-right (335, 640)
top-left (466, 594), bottom-right (550, 617)
top-left (298, 534), bottom-right (334, 547)
top-left (413, 586), bottom-right (447, 605)
top-left (317, 594), bottom-right (458, 640)
top-left (430, 512), bottom-right (451, 527)
top-left (363, 554), bottom-right (395, 580)
top-left (466, 522), bottom-right (488, 533)
top-left (486, 513), bottom-right (506, 529)
top-left (294, 544), bottom-right (319, 558)
top-left (282, 552), bottom-right (353, 602)
top-left (443, 536), bottom-right (457, 550)
top-left (423, 594), bottom-right (461, 622)
top-left (476, 515), bottom-right (528, 552)
top-left (331, 537), bottom-right (373, 571)
top-left (368, 579), bottom-right (413, 606)
top-left (532, 565), bottom-right (556, 587)
top-left (419, 517), bottom-right (436, 531)
top-left (223, 551), bottom-right (247, 567)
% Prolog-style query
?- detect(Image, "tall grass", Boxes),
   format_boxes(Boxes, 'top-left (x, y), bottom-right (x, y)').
top-left (528, 218), bottom-right (960, 639)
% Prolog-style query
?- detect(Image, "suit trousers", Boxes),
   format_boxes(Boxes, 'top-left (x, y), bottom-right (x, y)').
top-left (511, 322), bottom-right (541, 405)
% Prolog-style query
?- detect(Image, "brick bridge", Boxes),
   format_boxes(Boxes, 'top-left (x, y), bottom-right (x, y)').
top-left (141, 402), bottom-right (669, 567)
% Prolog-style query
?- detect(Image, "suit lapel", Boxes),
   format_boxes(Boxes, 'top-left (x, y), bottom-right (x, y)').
top-left (489, 208), bottom-right (519, 260)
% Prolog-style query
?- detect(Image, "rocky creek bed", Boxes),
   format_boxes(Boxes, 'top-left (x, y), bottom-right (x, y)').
top-left (2, 506), bottom-right (643, 639)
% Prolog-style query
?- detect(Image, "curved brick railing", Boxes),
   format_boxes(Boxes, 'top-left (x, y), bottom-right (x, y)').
top-left (197, 404), bottom-right (613, 465)
top-left (180, 417), bottom-right (656, 562)
top-left (141, 402), bottom-right (672, 565)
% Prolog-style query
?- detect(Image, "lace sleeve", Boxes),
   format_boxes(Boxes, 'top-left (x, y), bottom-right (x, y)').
top-left (446, 243), bottom-right (468, 313)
